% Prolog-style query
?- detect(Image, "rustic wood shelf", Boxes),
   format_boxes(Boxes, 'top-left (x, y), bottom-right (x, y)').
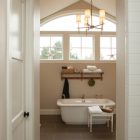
top-left (61, 71), bottom-right (104, 80)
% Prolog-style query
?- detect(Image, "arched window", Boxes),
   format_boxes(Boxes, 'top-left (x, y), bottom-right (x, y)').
top-left (40, 14), bottom-right (116, 61)
top-left (40, 15), bottom-right (116, 32)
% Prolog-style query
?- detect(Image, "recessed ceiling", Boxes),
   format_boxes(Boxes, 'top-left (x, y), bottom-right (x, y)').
top-left (40, 0), bottom-right (116, 20)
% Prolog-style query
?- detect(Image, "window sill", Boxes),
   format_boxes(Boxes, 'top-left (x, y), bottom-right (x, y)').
top-left (40, 59), bottom-right (116, 64)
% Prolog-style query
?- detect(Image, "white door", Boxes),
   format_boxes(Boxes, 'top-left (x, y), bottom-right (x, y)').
top-left (8, 0), bottom-right (27, 140)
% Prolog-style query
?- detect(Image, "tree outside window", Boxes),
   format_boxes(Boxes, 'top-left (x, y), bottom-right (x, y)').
top-left (69, 36), bottom-right (94, 60)
top-left (40, 36), bottom-right (63, 60)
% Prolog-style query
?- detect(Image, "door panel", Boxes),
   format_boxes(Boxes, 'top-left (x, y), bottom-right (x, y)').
top-left (12, 61), bottom-right (23, 119)
top-left (10, 0), bottom-right (24, 60)
top-left (11, 60), bottom-right (25, 140)
top-left (13, 119), bottom-right (25, 140)
top-left (9, 0), bottom-right (26, 140)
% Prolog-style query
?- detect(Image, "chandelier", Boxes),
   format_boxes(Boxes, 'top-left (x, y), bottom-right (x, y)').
top-left (76, 0), bottom-right (105, 32)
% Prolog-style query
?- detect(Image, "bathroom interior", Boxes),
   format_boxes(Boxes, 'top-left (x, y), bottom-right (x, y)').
top-left (40, 0), bottom-right (116, 140)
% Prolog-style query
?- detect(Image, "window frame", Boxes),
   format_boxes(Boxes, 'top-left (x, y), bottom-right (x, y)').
top-left (100, 35), bottom-right (116, 61)
top-left (69, 34), bottom-right (95, 61)
top-left (40, 31), bottom-right (116, 63)
top-left (40, 15), bottom-right (116, 32)
top-left (40, 34), bottom-right (64, 60)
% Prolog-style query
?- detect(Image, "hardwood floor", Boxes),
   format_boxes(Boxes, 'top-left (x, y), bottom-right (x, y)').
top-left (40, 115), bottom-right (116, 140)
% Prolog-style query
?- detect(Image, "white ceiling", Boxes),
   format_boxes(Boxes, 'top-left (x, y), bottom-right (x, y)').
top-left (40, 0), bottom-right (116, 19)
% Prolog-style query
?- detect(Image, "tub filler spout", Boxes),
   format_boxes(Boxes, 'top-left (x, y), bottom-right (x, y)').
top-left (81, 94), bottom-right (85, 103)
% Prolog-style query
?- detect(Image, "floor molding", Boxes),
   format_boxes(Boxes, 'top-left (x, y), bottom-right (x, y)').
top-left (40, 109), bottom-right (60, 115)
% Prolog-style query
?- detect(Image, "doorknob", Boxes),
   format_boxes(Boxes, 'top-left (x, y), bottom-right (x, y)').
top-left (24, 112), bottom-right (30, 118)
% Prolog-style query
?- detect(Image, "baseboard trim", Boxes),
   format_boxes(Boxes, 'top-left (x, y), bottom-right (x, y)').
top-left (40, 109), bottom-right (116, 115)
top-left (40, 109), bottom-right (60, 115)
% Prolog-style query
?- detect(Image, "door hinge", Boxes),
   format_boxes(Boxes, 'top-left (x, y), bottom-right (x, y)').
top-left (24, 112), bottom-right (30, 118)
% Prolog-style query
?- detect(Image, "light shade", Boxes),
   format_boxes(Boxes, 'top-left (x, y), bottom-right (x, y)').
top-left (76, 15), bottom-right (81, 23)
top-left (75, 0), bottom-right (105, 32)
top-left (99, 17), bottom-right (105, 24)
top-left (84, 17), bottom-right (88, 26)
top-left (99, 10), bottom-right (105, 18)
top-left (85, 9), bottom-right (91, 18)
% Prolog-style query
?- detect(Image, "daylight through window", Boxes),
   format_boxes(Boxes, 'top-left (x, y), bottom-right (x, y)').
top-left (100, 37), bottom-right (116, 60)
top-left (69, 36), bottom-right (94, 60)
top-left (40, 14), bottom-right (116, 61)
top-left (40, 36), bottom-right (63, 60)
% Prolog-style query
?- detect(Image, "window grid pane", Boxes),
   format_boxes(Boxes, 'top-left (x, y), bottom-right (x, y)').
top-left (69, 36), bottom-right (94, 60)
top-left (100, 37), bottom-right (116, 60)
top-left (40, 36), bottom-right (63, 60)
top-left (40, 37), bottom-right (50, 48)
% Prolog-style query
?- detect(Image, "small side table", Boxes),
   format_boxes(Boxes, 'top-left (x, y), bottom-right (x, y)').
top-left (88, 106), bottom-right (114, 132)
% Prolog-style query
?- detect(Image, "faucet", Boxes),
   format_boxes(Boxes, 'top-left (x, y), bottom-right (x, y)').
top-left (81, 94), bottom-right (85, 102)
top-left (95, 94), bottom-right (98, 99)
top-left (99, 94), bottom-right (103, 98)
top-left (95, 94), bottom-right (103, 99)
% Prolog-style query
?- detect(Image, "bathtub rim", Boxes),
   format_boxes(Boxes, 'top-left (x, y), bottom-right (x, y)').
top-left (57, 98), bottom-right (115, 107)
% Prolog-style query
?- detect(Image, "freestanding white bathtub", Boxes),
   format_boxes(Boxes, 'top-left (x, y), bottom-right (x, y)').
top-left (57, 98), bottom-right (115, 124)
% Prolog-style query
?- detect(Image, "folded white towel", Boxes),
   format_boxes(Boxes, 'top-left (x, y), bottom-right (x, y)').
top-left (83, 69), bottom-right (94, 73)
top-left (88, 106), bottom-right (103, 114)
top-left (94, 69), bottom-right (102, 73)
top-left (87, 65), bottom-right (97, 71)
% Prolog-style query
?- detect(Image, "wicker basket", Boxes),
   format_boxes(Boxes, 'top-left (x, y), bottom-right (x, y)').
top-left (100, 107), bottom-right (113, 113)
top-left (62, 69), bottom-right (75, 74)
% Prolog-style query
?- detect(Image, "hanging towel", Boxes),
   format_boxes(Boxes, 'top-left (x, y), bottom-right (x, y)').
top-left (62, 78), bottom-right (70, 99)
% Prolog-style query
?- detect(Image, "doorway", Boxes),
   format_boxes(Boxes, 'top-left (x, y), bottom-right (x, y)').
top-left (40, 1), bottom-right (117, 140)
top-left (0, 0), bottom-right (128, 140)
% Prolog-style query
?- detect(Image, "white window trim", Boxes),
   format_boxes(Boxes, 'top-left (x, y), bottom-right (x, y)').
top-left (100, 35), bottom-right (116, 61)
top-left (69, 34), bottom-right (95, 60)
top-left (40, 59), bottom-right (116, 63)
top-left (40, 31), bottom-right (116, 63)
top-left (40, 34), bottom-right (64, 60)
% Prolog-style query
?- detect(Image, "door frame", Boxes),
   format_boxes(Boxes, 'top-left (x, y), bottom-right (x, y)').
top-left (24, 0), bottom-right (40, 140)
top-left (0, 0), bottom-right (7, 140)
top-left (0, 0), bottom-right (40, 140)
top-left (116, 0), bottom-right (128, 139)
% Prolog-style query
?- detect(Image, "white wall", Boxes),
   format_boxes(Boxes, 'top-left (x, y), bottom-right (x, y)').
top-left (117, 0), bottom-right (140, 140)
top-left (0, 0), bottom-right (7, 140)
top-left (116, 0), bottom-right (126, 139)
top-left (127, 0), bottom-right (140, 139)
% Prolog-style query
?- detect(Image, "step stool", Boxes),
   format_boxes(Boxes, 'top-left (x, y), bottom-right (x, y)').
top-left (88, 106), bottom-right (114, 132)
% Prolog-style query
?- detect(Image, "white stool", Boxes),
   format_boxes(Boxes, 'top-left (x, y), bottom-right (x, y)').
top-left (88, 106), bottom-right (114, 132)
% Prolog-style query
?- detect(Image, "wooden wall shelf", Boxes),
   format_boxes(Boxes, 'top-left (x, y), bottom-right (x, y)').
top-left (61, 71), bottom-right (104, 80)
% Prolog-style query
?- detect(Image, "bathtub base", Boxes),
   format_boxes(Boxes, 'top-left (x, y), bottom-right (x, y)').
top-left (61, 107), bottom-right (107, 125)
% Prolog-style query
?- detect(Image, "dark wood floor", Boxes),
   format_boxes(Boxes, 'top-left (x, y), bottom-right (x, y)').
top-left (40, 115), bottom-right (116, 140)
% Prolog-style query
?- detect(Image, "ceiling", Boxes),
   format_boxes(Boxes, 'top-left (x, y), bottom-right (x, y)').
top-left (40, 0), bottom-right (116, 20)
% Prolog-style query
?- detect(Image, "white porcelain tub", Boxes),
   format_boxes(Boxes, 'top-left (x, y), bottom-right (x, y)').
top-left (57, 98), bottom-right (115, 124)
